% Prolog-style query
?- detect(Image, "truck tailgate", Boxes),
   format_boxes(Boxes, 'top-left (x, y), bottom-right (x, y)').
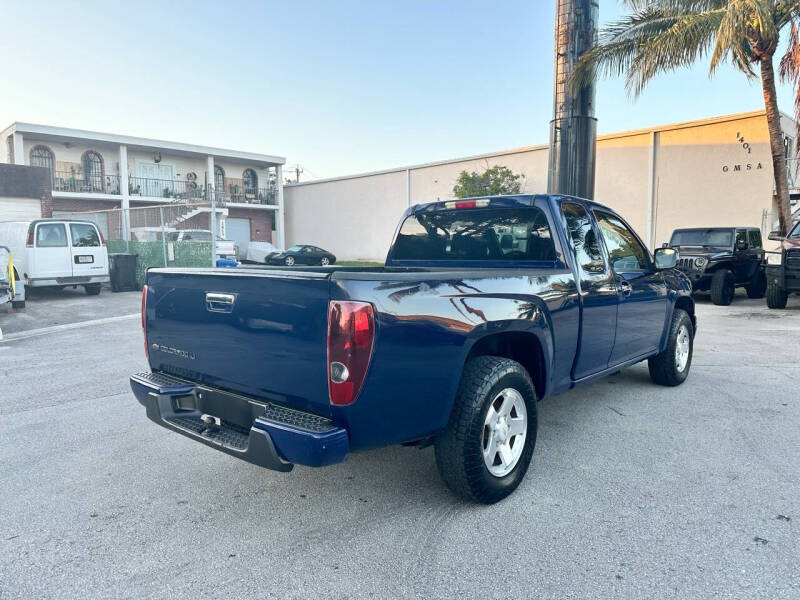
top-left (145, 268), bottom-right (333, 417)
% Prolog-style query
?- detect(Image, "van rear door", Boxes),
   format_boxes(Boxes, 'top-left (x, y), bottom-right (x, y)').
top-left (32, 222), bottom-right (72, 280)
top-left (68, 222), bottom-right (107, 278)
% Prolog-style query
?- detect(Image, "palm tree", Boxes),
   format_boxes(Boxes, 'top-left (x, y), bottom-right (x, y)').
top-left (572, 0), bottom-right (800, 234)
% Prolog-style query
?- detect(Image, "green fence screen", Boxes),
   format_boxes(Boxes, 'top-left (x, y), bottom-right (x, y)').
top-left (107, 241), bottom-right (212, 287)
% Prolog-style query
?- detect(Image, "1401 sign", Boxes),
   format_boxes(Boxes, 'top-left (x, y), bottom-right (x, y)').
top-left (722, 131), bottom-right (763, 173)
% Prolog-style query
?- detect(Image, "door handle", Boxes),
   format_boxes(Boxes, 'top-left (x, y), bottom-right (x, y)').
top-left (618, 280), bottom-right (632, 297)
top-left (206, 292), bottom-right (235, 313)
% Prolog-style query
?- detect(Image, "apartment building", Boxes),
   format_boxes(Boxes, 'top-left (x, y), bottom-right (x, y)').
top-left (0, 123), bottom-right (286, 254)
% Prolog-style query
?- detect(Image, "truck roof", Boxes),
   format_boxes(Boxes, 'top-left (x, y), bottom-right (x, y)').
top-left (411, 193), bottom-right (615, 214)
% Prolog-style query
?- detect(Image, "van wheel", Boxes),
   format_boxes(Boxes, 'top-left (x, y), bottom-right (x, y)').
top-left (745, 272), bottom-right (767, 299)
top-left (85, 283), bottom-right (102, 296)
top-left (766, 280), bottom-right (788, 309)
top-left (648, 308), bottom-right (693, 386)
top-left (710, 269), bottom-right (734, 305)
top-left (434, 356), bottom-right (538, 504)
top-left (11, 300), bottom-right (25, 309)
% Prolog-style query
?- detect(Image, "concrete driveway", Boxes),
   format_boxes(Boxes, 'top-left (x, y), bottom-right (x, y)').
top-left (1, 291), bottom-right (798, 599)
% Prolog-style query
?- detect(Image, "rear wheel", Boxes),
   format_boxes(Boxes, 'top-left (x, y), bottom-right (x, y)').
top-left (435, 356), bottom-right (538, 504)
top-left (85, 283), bottom-right (102, 296)
top-left (11, 300), bottom-right (25, 309)
top-left (710, 269), bottom-right (734, 305)
top-left (745, 271), bottom-right (767, 299)
top-left (320, 256), bottom-right (330, 266)
top-left (766, 280), bottom-right (788, 309)
top-left (648, 308), bottom-right (693, 386)
top-left (284, 256), bottom-right (295, 266)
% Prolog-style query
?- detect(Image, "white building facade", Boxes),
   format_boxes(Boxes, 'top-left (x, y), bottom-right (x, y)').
top-left (0, 123), bottom-right (286, 254)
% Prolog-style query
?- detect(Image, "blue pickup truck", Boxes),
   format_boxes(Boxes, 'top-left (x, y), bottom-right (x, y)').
top-left (131, 194), bottom-right (695, 503)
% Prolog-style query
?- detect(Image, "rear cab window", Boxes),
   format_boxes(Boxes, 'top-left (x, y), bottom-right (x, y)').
top-left (748, 229), bottom-right (761, 248)
top-left (36, 223), bottom-right (68, 247)
top-left (391, 206), bottom-right (559, 265)
top-left (560, 202), bottom-right (606, 276)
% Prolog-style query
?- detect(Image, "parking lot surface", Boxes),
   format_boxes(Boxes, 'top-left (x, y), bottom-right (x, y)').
top-left (1, 290), bottom-right (798, 599)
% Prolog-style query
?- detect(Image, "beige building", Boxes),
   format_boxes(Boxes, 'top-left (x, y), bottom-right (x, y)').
top-left (285, 110), bottom-right (799, 261)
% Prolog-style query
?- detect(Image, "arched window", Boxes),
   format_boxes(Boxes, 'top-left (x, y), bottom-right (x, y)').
top-left (30, 145), bottom-right (55, 179)
top-left (82, 151), bottom-right (104, 192)
top-left (243, 168), bottom-right (258, 197)
top-left (214, 165), bottom-right (225, 194)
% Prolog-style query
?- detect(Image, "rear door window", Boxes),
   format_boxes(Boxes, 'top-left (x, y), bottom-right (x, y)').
top-left (748, 230), bottom-right (761, 248)
top-left (560, 202), bottom-right (605, 274)
top-left (36, 223), bottom-right (68, 247)
top-left (69, 223), bottom-right (100, 247)
top-left (393, 207), bottom-right (556, 263)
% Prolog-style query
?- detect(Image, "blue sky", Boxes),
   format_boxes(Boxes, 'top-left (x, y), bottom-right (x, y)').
top-left (0, 0), bottom-right (796, 179)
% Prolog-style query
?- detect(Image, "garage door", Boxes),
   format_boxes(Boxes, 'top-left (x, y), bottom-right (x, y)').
top-left (226, 218), bottom-right (251, 259)
top-left (0, 198), bottom-right (41, 221)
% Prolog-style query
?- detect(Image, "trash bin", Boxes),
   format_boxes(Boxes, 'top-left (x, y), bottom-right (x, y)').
top-left (109, 253), bottom-right (138, 292)
top-left (216, 258), bottom-right (238, 268)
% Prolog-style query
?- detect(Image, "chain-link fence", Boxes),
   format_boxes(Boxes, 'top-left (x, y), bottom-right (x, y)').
top-left (55, 195), bottom-right (227, 286)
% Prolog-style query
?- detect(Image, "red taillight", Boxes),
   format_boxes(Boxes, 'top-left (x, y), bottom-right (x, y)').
top-left (141, 285), bottom-right (149, 359)
top-left (98, 230), bottom-right (106, 246)
top-left (455, 200), bottom-right (477, 209)
top-left (327, 301), bottom-right (375, 406)
top-left (26, 226), bottom-right (34, 247)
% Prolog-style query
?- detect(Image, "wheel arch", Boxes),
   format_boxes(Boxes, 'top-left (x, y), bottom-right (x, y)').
top-left (463, 330), bottom-right (547, 400)
top-left (674, 295), bottom-right (696, 332)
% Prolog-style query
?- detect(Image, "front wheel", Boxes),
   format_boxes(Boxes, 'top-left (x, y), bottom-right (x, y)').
top-left (320, 256), bottom-right (330, 266)
top-left (648, 308), bottom-right (693, 386)
top-left (710, 269), bottom-right (734, 305)
top-left (766, 279), bottom-right (788, 309)
top-left (435, 356), bottom-right (538, 504)
top-left (284, 256), bottom-right (295, 266)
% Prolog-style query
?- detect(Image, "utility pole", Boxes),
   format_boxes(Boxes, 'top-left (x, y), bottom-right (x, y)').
top-left (547, 0), bottom-right (599, 199)
top-left (288, 164), bottom-right (303, 183)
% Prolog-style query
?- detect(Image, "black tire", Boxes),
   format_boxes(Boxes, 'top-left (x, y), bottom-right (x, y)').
top-left (85, 283), bottom-right (102, 296)
top-left (766, 279), bottom-right (788, 309)
top-left (710, 269), bottom-right (734, 305)
top-left (745, 271), bottom-right (767, 299)
top-left (648, 308), bottom-right (693, 386)
top-left (434, 356), bottom-right (538, 504)
top-left (11, 300), bottom-right (25, 309)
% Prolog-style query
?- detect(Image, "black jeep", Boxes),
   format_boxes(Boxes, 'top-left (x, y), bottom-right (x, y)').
top-left (668, 227), bottom-right (766, 305)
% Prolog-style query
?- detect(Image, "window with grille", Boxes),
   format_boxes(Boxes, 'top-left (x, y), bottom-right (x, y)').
top-left (83, 151), bottom-right (104, 192)
top-left (243, 169), bottom-right (258, 196)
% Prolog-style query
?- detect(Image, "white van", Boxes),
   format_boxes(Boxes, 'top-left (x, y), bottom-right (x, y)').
top-left (0, 220), bottom-right (110, 295)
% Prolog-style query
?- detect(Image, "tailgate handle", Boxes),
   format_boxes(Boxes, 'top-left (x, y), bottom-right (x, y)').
top-left (206, 292), bottom-right (236, 313)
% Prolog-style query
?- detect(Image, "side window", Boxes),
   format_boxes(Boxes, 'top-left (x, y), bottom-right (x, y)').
top-left (561, 202), bottom-right (605, 274)
top-left (748, 230), bottom-right (761, 248)
top-left (36, 223), bottom-right (68, 248)
top-left (735, 229), bottom-right (747, 247)
top-left (69, 223), bottom-right (100, 247)
top-left (594, 211), bottom-right (650, 272)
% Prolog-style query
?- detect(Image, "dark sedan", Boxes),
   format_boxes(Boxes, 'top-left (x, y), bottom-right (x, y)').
top-left (267, 245), bottom-right (336, 266)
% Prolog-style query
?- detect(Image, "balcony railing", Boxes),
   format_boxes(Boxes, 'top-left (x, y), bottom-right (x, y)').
top-left (54, 171), bottom-right (121, 194)
top-left (51, 173), bottom-right (277, 205)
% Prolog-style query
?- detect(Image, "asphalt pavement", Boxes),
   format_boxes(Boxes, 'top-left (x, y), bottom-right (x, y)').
top-left (1, 289), bottom-right (798, 599)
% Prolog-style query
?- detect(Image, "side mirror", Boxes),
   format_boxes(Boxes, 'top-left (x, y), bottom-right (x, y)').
top-left (736, 240), bottom-right (748, 251)
top-left (768, 230), bottom-right (783, 241)
top-left (661, 242), bottom-right (669, 249)
top-left (654, 247), bottom-right (678, 270)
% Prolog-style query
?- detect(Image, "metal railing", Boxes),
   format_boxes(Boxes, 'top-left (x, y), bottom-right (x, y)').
top-left (127, 176), bottom-right (206, 201)
top-left (217, 185), bottom-right (277, 205)
top-left (51, 172), bottom-right (277, 205)
top-left (53, 171), bottom-right (121, 194)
